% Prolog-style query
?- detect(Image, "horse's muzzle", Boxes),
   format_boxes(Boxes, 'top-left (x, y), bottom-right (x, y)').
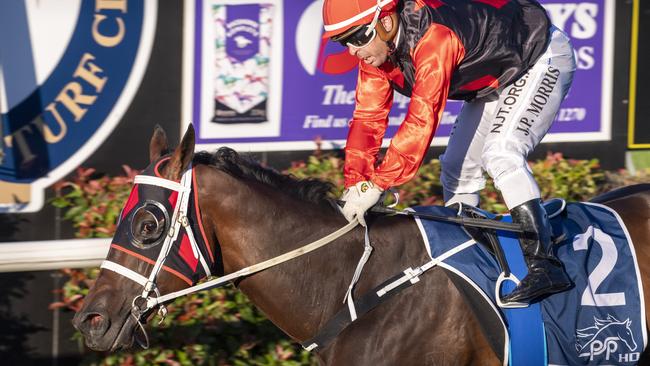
top-left (74, 308), bottom-right (139, 351)
top-left (73, 287), bottom-right (137, 352)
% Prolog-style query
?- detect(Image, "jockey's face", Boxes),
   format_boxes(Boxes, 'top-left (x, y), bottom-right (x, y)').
top-left (342, 14), bottom-right (395, 68)
top-left (347, 34), bottom-right (390, 67)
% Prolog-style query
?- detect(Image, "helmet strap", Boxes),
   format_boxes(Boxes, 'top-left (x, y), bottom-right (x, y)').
top-left (365, 0), bottom-right (384, 36)
top-left (376, 13), bottom-right (399, 53)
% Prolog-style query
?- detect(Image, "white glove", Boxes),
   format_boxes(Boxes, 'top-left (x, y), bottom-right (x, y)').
top-left (340, 181), bottom-right (384, 227)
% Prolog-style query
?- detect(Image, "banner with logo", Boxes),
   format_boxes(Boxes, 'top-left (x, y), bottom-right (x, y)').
top-left (184, 0), bottom-right (614, 152)
top-left (0, 0), bottom-right (157, 212)
top-left (211, 3), bottom-right (273, 125)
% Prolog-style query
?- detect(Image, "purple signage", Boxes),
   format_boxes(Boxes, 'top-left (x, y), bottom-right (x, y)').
top-left (225, 5), bottom-right (260, 63)
top-left (184, 0), bottom-right (613, 151)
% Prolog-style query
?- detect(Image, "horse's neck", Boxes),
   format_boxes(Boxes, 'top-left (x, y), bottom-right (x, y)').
top-left (195, 168), bottom-right (502, 365)
top-left (200, 168), bottom-right (357, 341)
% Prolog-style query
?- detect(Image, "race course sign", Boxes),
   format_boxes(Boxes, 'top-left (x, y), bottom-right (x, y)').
top-left (184, 0), bottom-right (614, 152)
top-left (0, 0), bottom-right (157, 212)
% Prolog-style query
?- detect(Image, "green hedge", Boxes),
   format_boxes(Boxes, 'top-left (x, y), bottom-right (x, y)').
top-left (286, 152), bottom-right (608, 212)
top-left (52, 153), bottom-right (645, 365)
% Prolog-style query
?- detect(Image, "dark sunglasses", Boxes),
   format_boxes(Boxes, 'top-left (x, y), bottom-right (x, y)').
top-left (336, 25), bottom-right (377, 49)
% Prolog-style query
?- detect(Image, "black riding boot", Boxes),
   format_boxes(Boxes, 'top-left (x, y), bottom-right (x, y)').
top-left (501, 199), bottom-right (571, 304)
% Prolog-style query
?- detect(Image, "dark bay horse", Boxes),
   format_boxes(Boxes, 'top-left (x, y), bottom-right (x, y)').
top-left (73, 125), bottom-right (650, 365)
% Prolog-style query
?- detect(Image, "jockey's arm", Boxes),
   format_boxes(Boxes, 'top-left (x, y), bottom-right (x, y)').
top-left (343, 61), bottom-right (394, 188)
top-left (346, 24), bottom-right (465, 190)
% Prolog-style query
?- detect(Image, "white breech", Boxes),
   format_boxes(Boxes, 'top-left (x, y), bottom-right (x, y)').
top-left (440, 26), bottom-right (576, 209)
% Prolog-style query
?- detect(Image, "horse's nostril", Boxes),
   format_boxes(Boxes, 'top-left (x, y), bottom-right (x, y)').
top-left (78, 312), bottom-right (110, 335)
top-left (89, 313), bottom-right (104, 328)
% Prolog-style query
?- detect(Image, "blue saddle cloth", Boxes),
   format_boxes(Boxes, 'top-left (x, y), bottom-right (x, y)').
top-left (412, 201), bottom-right (647, 365)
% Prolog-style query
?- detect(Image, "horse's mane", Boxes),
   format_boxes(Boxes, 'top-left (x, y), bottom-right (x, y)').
top-left (194, 148), bottom-right (337, 209)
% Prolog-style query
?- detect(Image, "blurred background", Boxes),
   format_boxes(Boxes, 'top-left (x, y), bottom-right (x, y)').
top-left (0, 0), bottom-right (648, 365)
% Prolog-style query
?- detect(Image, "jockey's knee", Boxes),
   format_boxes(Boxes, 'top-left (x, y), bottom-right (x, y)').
top-left (439, 153), bottom-right (485, 198)
top-left (483, 145), bottom-right (520, 175)
top-left (483, 152), bottom-right (541, 209)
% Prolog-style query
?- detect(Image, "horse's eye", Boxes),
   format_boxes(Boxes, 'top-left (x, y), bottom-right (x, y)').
top-left (129, 202), bottom-right (168, 249)
top-left (139, 220), bottom-right (157, 235)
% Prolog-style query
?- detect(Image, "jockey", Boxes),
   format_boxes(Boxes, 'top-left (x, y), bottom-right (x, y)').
top-left (324, 0), bottom-right (575, 304)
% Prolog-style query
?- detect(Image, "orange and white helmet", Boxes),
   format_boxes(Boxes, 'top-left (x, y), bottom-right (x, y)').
top-left (322, 0), bottom-right (397, 40)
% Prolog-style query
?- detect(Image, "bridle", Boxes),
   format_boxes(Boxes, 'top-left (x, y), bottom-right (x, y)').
top-left (100, 165), bottom-right (212, 345)
top-left (99, 164), bottom-right (359, 347)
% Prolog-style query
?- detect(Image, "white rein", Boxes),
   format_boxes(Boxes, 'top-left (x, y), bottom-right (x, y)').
top-left (100, 166), bottom-right (359, 325)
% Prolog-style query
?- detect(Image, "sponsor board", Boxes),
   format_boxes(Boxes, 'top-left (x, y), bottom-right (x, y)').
top-left (0, 0), bottom-right (157, 212)
top-left (183, 0), bottom-right (614, 152)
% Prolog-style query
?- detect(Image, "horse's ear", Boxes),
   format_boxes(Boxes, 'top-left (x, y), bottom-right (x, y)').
top-left (165, 124), bottom-right (195, 181)
top-left (149, 124), bottom-right (169, 163)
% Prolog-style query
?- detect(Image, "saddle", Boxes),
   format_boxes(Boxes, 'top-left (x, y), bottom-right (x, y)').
top-left (413, 200), bottom-right (646, 365)
top-left (304, 200), bottom-right (645, 365)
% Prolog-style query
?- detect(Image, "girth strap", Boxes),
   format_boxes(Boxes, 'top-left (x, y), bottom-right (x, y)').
top-left (302, 239), bottom-right (475, 352)
top-left (302, 265), bottom-right (430, 352)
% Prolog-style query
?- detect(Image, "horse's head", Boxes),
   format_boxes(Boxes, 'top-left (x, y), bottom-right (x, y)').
top-left (72, 125), bottom-right (217, 351)
top-left (617, 318), bottom-right (638, 352)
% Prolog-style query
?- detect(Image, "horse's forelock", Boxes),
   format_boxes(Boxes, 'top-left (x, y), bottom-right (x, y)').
top-left (193, 149), bottom-right (336, 207)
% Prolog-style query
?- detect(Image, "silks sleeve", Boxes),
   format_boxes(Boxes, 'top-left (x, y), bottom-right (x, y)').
top-left (372, 24), bottom-right (465, 190)
top-left (343, 60), bottom-right (394, 188)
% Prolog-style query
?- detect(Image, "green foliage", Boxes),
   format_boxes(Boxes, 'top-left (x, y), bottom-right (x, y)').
top-left (288, 155), bottom-right (345, 193)
top-left (51, 166), bottom-right (139, 238)
top-left (286, 153), bottom-right (446, 209)
top-left (287, 151), bottom-right (608, 213)
top-left (55, 151), bottom-right (629, 365)
top-left (529, 152), bottom-right (605, 202)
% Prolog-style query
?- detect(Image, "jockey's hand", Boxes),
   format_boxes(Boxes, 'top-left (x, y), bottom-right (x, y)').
top-left (340, 181), bottom-right (384, 227)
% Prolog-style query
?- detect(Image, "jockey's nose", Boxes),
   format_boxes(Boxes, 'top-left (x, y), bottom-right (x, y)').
top-left (348, 46), bottom-right (359, 57)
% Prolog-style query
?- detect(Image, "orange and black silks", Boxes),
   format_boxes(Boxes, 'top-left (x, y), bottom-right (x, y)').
top-left (344, 0), bottom-right (551, 189)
